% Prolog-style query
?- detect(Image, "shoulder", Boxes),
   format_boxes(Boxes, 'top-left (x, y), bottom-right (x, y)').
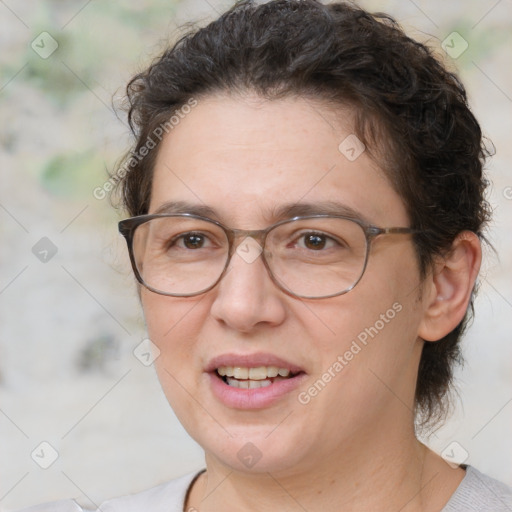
top-left (14, 471), bottom-right (203, 512)
top-left (442, 465), bottom-right (512, 512)
top-left (97, 470), bottom-right (203, 512)
top-left (14, 500), bottom-right (86, 512)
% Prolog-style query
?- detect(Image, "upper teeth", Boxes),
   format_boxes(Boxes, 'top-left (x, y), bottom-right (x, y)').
top-left (217, 366), bottom-right (291, 380)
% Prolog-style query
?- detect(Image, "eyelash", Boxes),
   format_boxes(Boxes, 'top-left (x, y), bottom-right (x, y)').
top-left (160, 226), bottom-right (349, 254)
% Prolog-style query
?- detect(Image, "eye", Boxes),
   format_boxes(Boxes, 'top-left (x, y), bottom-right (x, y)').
top-left (173, 232), bottom-right (210, 250)
top-left (302, 233), bottom-right (327, 250)
top-left (296, 232), bottom-right (337, 251)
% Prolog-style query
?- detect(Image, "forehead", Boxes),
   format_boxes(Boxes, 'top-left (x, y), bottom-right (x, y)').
top-left (150, 93), bottom-right (408, 227)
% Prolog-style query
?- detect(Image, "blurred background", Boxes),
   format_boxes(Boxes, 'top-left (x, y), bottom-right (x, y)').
top-left (0, 0), bottom-right (511, 510)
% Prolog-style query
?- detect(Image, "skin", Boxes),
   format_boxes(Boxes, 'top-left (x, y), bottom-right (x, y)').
top-left (140, 93), bottom-right (481, 511)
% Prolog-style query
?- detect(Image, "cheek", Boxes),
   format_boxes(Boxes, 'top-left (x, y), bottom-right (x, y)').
top-left (351, 250), bottom-right (422, 367)
top-left (141, 292), bottom-right (210, 430)
top-left (297, 299), bottom-right (420, 441)
top-left (142, 290), bottom-right (202, 345)
top-left (305, 249), bottom-right (423, 411)
top-left (141, 291), bottom-right (204, 385)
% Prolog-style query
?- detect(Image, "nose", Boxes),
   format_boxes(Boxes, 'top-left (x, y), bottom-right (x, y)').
top-left (209, 240), bottom-right (287, 333)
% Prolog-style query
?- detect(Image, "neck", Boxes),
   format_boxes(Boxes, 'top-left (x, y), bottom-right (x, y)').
top-left (187, 420), bottom-right (463, 512)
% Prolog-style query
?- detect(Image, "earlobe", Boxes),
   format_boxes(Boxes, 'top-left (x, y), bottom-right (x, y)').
top-left (418, 231), bottom-right (482, 342)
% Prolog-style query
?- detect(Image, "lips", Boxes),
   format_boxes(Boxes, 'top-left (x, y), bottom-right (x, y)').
top-left (206, 353), bottom-right (305, 375)
top-left (206, 353), bottom-right (307, 409)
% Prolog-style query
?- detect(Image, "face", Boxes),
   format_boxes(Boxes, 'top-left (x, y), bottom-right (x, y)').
top-left (141, 93), bottom-right (428, 476)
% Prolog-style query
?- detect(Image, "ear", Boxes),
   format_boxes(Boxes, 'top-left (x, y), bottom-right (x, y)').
top-left (418, 231), bottom-right (482, 342)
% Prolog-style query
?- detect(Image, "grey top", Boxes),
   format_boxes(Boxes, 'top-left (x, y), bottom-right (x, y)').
top-left (441, 466), bottom-right (512, 511)
top-left (17, 465), bottom-right (512, 511)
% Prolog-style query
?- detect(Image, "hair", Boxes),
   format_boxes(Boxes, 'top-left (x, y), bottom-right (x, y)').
top-left (113, 0), bottom-right (492, 428)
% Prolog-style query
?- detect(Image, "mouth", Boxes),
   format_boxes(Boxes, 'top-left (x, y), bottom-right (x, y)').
top-left (206, 353), bottom-right (306, 408)
top-left (215, 365), bottom-right (301, 389)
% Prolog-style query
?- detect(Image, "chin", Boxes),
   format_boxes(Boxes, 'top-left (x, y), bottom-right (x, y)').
top-left (192, 421), bottom-right (312, 474)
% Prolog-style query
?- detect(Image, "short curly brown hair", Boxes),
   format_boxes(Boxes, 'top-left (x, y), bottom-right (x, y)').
top-left (113, 0), bottom-right (492, 428)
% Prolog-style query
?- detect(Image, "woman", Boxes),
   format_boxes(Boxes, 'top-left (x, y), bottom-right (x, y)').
top-left (22, 0), bottom-right (512, 510)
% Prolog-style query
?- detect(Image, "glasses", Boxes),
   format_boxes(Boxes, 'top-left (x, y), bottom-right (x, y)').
top-left (118, 213), bottom-right (418, 299)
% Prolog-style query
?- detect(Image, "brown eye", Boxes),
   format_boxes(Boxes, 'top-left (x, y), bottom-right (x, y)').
top-left (303, 234), bottom-right (326, 250)
top-left (182, 234), bottom-right (205, 249)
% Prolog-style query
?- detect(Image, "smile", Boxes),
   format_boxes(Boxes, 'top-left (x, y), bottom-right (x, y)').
top-left (216, 366), bottom-right (297, 389)
top-left (206, 354), bottom-right (307, 409)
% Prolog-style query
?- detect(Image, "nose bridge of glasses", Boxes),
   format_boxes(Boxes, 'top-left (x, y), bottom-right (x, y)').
top-left (228, 227), bottom-right (268, 250)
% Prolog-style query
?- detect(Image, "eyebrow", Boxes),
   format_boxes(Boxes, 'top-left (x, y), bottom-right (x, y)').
top-left (151, 200), bottom-right (371, 225)
top-left (153, 200), bottom-right (219, 218)
top-left (270, 201), bottom-right (370, 223)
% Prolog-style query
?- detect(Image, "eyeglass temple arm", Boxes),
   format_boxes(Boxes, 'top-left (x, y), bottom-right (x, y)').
top-left (368, 226), bottom-right (419, 238)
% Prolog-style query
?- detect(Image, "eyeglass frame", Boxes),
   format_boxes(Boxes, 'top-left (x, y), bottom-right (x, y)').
top-left (118, 213), bottom-right (419, 299)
